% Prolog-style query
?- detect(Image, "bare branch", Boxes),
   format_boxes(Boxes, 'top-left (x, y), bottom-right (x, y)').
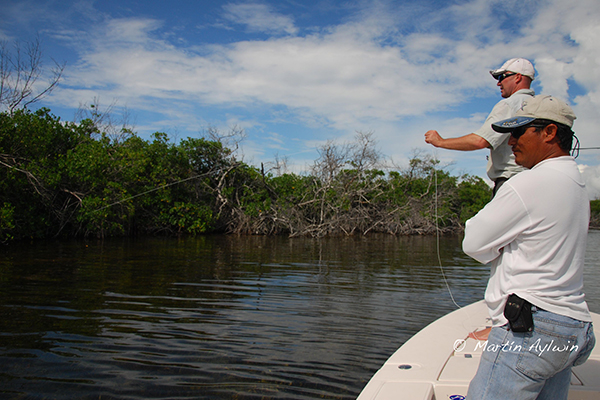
top-left (0, 37), bottom-right (65, 114)
top-left (74, 97), bottom-right (136, 142)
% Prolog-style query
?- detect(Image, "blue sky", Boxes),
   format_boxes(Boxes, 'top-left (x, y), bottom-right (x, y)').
top-left (2, 0), bottom-right (600, 196)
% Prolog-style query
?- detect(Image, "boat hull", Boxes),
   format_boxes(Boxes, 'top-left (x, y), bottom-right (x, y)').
top-left (357, 300), bottom-right (600, 400)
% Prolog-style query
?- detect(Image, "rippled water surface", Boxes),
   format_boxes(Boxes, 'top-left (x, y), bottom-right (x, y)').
top-left (1, 232), bottom-right (599, 399)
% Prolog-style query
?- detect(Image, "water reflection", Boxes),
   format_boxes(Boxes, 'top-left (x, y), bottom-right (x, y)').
top-left (0, 233), bottom-right (598, 399)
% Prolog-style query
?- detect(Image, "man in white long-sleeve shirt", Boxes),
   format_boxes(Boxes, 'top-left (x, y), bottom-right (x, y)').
top-left (463, 95), bottom-right (596, 400)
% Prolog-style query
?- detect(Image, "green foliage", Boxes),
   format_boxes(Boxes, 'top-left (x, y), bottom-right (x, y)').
top-left (180, 136), bottom-right (231, 174)
top-left (271, 173), bottom-right (313, 202)
top-left (0, 107), bottom-right (499, 242)
top-left (456, 175), bottom-right (492, 222)
top-left (158, 202), bottom-right (214, 235)
top-left (0, 202), bottom-right (16, 243)
top-left (0, 108), bottom-right (88, 239)
top-left (591, 200), bottom-right (600, 215)
top-left (590, 200), bottom-right (600, 229)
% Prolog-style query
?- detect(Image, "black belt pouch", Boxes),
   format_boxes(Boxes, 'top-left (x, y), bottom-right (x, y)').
top-left (504, 294), bottom-right (534, 332)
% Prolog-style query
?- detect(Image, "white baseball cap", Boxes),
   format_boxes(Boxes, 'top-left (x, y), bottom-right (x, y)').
top-left (490, 58), bottom-right (535, 81)
top-left (492, 95), bottom-right (576, 133)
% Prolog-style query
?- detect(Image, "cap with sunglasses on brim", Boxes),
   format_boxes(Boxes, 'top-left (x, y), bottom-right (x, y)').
top-left (490, 58), bottom-right (536, 81)
top-left (491, 95), bottom-right (576, 133)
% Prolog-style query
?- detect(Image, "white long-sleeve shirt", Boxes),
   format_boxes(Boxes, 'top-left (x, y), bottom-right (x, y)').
top-left (463, 156), bottom-right (592, 326)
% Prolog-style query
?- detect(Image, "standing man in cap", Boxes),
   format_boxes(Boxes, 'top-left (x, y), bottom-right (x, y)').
top-left (463, 95), bottom-right (595, 400)
top-left (425, 58), bottom-right (536, 196)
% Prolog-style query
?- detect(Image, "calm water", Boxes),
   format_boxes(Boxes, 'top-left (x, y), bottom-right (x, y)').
top-left (1, 232), bottom-right (599, 399)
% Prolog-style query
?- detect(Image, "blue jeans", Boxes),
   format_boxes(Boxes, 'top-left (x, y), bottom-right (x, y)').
top-left (467, 307), bottom-right (595, 400)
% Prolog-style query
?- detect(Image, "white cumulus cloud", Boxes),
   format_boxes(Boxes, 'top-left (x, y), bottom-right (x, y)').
top-left (222, 3), bottom-right (298, 35)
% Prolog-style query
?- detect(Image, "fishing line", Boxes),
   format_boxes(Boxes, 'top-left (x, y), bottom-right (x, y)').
top-left (432, 154), bottom-right (495, 343)
top-left (92, 172), bottom-right (210, 213)
top-left (433, 157), bottom-right (461, 310)
top-left (571, 135), bottom-right (580, 159)
top-left (432, 157), bottom-right (489, 343)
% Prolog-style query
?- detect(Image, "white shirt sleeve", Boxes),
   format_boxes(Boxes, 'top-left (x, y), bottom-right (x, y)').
top-left (473, 101), bottom-right (512, 150)
top-left (462, 183), bottom-right (532, 264)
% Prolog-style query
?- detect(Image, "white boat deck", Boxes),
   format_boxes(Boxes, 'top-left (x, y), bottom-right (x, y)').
top-left (357, 300), bottom-right (600, 400)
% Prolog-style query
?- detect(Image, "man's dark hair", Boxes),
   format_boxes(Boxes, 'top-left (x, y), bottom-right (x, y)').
top-left (533, 119), bottom-right (574, 151)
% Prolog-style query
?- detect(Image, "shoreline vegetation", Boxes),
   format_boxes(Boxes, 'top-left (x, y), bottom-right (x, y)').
top-left (1, 41), bottom-right (599, 245)
top-left (2, 108), bottom-right (599, 244)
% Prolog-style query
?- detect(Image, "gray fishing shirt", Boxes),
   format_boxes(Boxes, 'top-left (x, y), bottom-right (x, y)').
top-left (474, 89), bottom-right (535, 181)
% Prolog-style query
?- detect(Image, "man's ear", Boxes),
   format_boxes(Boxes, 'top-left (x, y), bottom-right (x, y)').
top-left (543, 124), bottom-right (559, 144)
top-left (514, 73), bottom-right (523, 84)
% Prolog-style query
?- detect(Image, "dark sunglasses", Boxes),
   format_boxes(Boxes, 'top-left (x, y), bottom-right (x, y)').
top-left (496, 72), bottom-right (517, 82)
top-left (510, 124), bottom-right (547, 139)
